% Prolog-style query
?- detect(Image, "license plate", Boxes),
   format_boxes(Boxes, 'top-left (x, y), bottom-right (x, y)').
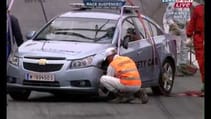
top-left (25, 73), bottom-right (55, 81)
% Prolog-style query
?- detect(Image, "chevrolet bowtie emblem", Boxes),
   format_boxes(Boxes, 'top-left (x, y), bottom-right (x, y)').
top-left (38, 59), bottom-right (47, 65)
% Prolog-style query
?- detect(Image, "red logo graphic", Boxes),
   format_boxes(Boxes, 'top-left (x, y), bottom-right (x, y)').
top-left (174, 0), bottom-right (192, 8)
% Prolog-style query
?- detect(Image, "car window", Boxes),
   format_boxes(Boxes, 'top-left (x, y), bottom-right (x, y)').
top-left (121, 17), bottom-right (142, 42)
top-left (35, 17), bottom-right (118, 44)
top-left (147, 20), bottom-right (164, 37)
top-left (153, 23), bottom-right (164, 36)
top-left (133, 17), bottom-right (152, 38)
top-left (131, 17), bottom-right (145, 39)
top-left (148, 22), bottom-right (158, 36)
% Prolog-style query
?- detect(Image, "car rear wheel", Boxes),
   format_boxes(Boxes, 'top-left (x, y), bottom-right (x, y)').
top-left (8, 90), bottom-right (31, 101)
top-left (151, 59), bottom-right (175, 96)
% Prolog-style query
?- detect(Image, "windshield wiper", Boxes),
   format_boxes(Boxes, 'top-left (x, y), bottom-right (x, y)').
top-left (54, 28), bottom-right (97, 31)
top-left (53, 31), bottom-right (94, 40)
top-left (95, 20), bottom-right (110, 39)
top-left (34, 37), bottom-right (51, 41)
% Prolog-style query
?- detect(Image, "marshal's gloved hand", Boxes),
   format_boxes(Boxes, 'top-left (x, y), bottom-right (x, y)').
top-left (185, 37), bottom-right (193, 47)
top-left (169, 23), bottom-right (181, 35)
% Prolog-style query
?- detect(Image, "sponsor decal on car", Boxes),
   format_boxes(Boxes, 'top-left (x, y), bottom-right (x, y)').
top-left (136, 57), bottom-right (159, 68)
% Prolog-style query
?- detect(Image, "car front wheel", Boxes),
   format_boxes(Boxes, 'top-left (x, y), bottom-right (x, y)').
top-left (8, 90), bottom-right (31, 101)
top-left (151, 59), bottom-right (175, 96)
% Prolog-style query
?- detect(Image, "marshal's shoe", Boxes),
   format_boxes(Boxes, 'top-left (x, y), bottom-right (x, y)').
top-left (134, 88), bottom-right (149, 104)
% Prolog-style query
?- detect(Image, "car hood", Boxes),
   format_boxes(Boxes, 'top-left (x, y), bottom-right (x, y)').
top-left (18, 40), bottom-right (111, 59)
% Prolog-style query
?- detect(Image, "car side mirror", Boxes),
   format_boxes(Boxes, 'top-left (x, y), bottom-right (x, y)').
top-left (25, 31), bottom-right (36, 40)
top-left (122, 36), bottom-right (130, 49)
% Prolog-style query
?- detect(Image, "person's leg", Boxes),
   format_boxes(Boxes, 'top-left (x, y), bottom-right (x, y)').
top-left (176, 31), bottom-right (190, 76)
top-left (115, 86), bottom-right (140, 103)
top-left (174, 35), bottom-right (185, 76)
top-left (119, 86), bottom-right (149, 104)
top-left (193, 34), bottom-right (204, 93)
top-left (179, 32), bottom-right (189, 65)
top-left (100, 75), bottom-right (123, 93)
top-left (195, 48), bottom-right (204, 84)
top-left (100, 75), bottom-right (126, 102)
top-left (120, 85), bottom-right (140, 92)
top-left (195, 48), bottom-right (204, 96)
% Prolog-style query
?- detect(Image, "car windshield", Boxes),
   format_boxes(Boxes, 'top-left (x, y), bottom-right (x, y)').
top-left (35, 17), bottom-right (117, 43)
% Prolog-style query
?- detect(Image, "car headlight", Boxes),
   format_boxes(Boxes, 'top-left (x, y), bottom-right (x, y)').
top-left (9, 55), bottom-right (19, 66)
top-left (71, 55), bottom-right (94, 68)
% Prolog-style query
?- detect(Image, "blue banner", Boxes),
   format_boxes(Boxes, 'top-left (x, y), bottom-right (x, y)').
top-left (83, 0), bottom-right (126, 7)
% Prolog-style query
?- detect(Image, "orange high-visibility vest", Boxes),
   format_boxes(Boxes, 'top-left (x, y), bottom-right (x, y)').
top-left (110, 56), bottom-right (142, 86)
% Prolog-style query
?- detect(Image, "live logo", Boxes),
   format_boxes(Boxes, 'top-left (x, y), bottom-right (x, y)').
top-left (174, 0), bottom-right (193, 8)
top-left (174, 2), bottom-right (192, 8)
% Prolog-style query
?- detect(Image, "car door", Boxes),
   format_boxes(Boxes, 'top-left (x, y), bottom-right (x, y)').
top-left (120, 16), bottom-right (153, 83)
top-left (144, 17), bottom-right (168, 81)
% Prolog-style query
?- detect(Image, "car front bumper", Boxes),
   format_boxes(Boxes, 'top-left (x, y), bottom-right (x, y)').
top-left (7, 63), bottom-right (104, 94)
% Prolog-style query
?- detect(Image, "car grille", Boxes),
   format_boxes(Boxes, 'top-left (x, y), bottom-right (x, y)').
top-left (24, 57), bottom-right (65, 60)
top-left (23, 80), bottom-right (60, 87)
top-left (23, 62), bottom-right (63, 72)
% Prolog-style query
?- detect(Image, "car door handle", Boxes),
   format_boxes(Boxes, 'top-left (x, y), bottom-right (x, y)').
top-left (137, 50), bottom-right (143, 55)
top-left (156, 45), bottom-right (162, 48)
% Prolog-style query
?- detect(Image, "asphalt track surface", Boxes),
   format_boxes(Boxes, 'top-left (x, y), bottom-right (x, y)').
top-left (7, 0), bottom-right (204, 119)
top-left (7, 72), bottom-right (204, 119)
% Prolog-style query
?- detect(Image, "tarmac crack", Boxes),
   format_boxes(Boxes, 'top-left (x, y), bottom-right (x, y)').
top-left (154, 96), bottom-right (175, 119)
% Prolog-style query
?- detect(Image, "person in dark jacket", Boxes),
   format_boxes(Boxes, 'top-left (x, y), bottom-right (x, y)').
top-left (7, 13), bottom-right (24, 59)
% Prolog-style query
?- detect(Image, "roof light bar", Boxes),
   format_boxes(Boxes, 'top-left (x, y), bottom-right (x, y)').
top-left (122, 5), bottom-right (139, 9)
top-left (83, 0), bottom-right (126, 8)
top-left (69, 1), bottom-right (139, 10)
top-left (69, 3), bottom-right (88, 9)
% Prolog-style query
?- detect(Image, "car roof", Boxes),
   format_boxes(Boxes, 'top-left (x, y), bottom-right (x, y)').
top-left (59, 11), bottom-right (122, 20)
top-left (57, 10), bottom-right (162, 30)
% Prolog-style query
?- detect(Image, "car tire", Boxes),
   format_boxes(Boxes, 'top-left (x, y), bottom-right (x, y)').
top-left (151, 59), bottom-right (175, 96)
top-left (9, 90), bottom-right (31, 101)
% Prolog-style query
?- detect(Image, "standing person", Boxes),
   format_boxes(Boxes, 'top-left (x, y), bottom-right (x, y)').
top-left (7, 8), bottom-right (24, 59)
top-left (163, 2), bottom-right (191, 76)
top-left (99, 48), bottom-right (148, 103)
top-left (186, 0), bottom-right (204, 93)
